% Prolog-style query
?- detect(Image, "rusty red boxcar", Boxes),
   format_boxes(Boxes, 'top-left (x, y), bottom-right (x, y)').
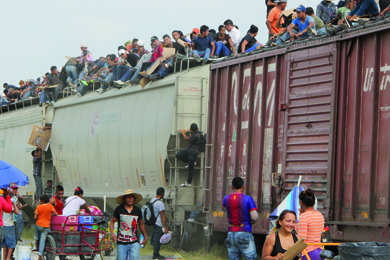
top-left (204, 22), bottom-right (390, 242)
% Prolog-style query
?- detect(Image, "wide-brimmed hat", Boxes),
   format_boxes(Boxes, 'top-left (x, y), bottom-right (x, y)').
top-left (116, 189), bottom-right (142, 205)
top-left (9, 183), bottom-right (18, 189)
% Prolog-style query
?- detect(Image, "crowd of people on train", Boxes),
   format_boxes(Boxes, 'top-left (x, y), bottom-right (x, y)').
top-left (2, 0), bottom-right (389, 107)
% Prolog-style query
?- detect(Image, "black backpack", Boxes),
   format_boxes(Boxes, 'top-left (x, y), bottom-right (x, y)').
top-left (198, 132), bottom-right (206, 152)
top-left (142, 199), bottom-right (160, 226)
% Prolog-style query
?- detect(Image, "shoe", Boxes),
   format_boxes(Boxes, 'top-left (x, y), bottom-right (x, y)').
top-left (202, 59), bottom-right (207, 65)
top-left (129, 75), bottom-right (143, 85)
top-left (176, 53), bottom-right (187, 59)
top-left (326, 26), bottom-right (336, 36)
top-left (76, 92), bottom-right (82, 97)
top-left (80, 80), bottom-right (88, 86)
top-left (256, 44), bottom-right (262, 49)
top-left (193, 54), bottom-right (201, 63)
top-left (185, 162), bottom-right (196, 168)
top-left (114, 80), bottom-right (126, 86)
top-left (150, 74), bottom-right (163, 81)
top-left (45, 101), bottom-right (50, 104)
top-left (210, 55), bottom-right (219, 59)
top-left (96, 88), bottom-right (104, 94)
top-left (307, 26), bottom-right (317, 35)
top-left (19, 239), bottom-right (23, 242)
top-left (153, 256), bottom-right (166, 260)
top-left (180, 182), bottom-right (191, 187)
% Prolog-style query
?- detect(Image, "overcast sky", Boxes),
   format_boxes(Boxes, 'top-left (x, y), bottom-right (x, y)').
top-left (1, 0), bottom-right (317, 86)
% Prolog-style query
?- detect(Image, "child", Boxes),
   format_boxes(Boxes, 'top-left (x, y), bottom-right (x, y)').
top-left (34, 195), bottom-right (57, 260)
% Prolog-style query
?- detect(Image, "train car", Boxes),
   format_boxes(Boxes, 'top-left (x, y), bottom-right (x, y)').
top-left (204, 21), bottom-right (390, 244)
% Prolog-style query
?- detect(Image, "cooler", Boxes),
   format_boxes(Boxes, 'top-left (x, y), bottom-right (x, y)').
top-left (78, 216), bottom-right (94, 231)
top-left (51, 216), bottom-right (79, 231)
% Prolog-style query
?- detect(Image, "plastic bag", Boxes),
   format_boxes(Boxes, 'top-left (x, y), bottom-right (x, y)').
top-left (160, 233), bottom-right (171, 244)
top-left (339, 242), bottom-right (390, 260)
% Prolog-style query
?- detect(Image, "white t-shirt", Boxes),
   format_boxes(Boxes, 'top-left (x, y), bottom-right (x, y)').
top-left (63, 196), bottom-right (86, 216)
top-left (150, 198), bottom-right (165, 227)
top-left (228, 27), bottom-right (241, 52)
top-left (2, 206), bottom-right (14, 226)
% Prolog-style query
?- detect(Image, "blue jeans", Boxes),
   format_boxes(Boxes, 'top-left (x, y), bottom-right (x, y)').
top-left (245, 43), bottom-right (261, 53)
top-left (317, 27), bottom-right (327, 35)
top-left (0, 97), bottom-right (10, 106)
top-left (22, 90), bottom-right (32, 99)
top-left (113, 65), bottom-right (130, 81)
top-left (155, 58), bottom-right (172, 78)
top-left (121, 68), bottom-right (137, 82)
top-left (16, 214), bottom-right (23, 241)
top-left (40, 91), bottom-right (47, 104)
top-left (100, 73), bottom-right (113, 90)
top-left (117, 243), bottom-right (140, 260)
top-left (65, 66), bottom-right (78, 84)
top-left (226, 232), bottom-right (257, 260)
top-left (215, 42), bottom-right (232, 57)
top-left (193, 48), bottom-right (211, 61)
top-left (33, 175), bottom-right (43, 202)
top-left (3, 226), bottom-right (16, 249)
top-left (44, 87), bottom-right (60, 102)
top-left (35, 225), bottom-right (49, 256)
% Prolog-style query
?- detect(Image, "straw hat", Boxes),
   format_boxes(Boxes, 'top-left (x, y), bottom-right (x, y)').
top-left (116, 189), bottom-right (142, 205)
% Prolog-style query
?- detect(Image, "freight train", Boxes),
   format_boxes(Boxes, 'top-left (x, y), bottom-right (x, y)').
top-left (2, 20), bottom-right (390, 249)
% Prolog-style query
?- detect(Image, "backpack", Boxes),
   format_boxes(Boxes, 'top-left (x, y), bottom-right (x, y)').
top-left (198, 132), bottom-right (206, 152)
top-left (142, 199), bottom-right (160, 226)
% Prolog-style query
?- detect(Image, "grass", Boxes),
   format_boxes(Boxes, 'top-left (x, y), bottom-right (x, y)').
top-left (22, 226), bottom-right (35, 240)
top-left (140, 243), bottom-right (229, 260)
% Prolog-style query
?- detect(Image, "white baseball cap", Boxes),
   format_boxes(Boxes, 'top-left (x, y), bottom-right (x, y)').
top-left (137, 40), bottom-right (144, 47)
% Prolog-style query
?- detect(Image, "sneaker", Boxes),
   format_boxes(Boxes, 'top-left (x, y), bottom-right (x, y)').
top-left (180, 182), bottom-right (191, 187)
top-left (114, 80), bottom-right (126, 86)
top-left (185, 162), bottom-right (196, 168)
top-left (76, 92), bottom-right (82, 97)
top-left (96, 88), bottom-right (104, 94)
top-left (80, 80), bottom-right (88, 86)
top-left (307, 26), bottom-right (317, 35)
top-left (193, 54), bottom-right (201, 63)
top-left (202, 59), bottom-right (207, 65)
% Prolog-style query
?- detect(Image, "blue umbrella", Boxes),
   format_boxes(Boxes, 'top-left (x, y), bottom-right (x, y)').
top-left (269, 186), bottom-right (304, 220)
top-left (0, 160), bottom-right (29, 188)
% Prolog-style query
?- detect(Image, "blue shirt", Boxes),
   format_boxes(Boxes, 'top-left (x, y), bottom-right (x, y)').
top-left (349, 0), bottom-right (379, 17)
top-left (292, 16), bottom-right (315, 36)
top-left (193, 35), bottom-right (213, 52)
top-left (223, 193), bottom-right (257, 232)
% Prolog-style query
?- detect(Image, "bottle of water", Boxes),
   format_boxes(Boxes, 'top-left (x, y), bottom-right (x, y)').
top-left (140, 234), bottom-right (145, 248)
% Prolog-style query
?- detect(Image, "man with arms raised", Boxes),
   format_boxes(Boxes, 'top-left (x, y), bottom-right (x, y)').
top-left (111, 189), bottom-right (147, 260)
top-left (223, 177), bottom-right (258, 260)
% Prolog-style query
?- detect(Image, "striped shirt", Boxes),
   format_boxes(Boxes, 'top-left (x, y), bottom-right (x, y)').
top-left (296, 210), bottom-right (325, 253)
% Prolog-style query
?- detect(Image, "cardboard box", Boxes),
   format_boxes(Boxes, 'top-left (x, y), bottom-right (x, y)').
top-left (27, 125), bottom-right (51, 151)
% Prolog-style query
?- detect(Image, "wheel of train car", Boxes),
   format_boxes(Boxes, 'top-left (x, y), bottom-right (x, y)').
top-left (42, 235), bottom-right (56, 260)
top-left (180, 223), bottom-right (195, 251)
top-left (99, 233), bottom-right (117, 260)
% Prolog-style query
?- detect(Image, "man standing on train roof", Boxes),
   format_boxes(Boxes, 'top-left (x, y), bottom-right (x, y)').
top-left (223, 177), bottom-right (258, 260)
top-left (111, 189), bottom-right (147, 260)
top-left (49, 185), bottom-right (64, 215)
top-left (175, 123), bottom-right (201, 187)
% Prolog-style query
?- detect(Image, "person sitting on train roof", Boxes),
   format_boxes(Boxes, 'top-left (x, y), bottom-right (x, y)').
top-left (316, 0), bottom-right (337, 23)
top-left (238, 24), bottom-right (263, 53)
top-left (172, 30), bottom-right (192, 58)
top-left (126, 38), bottom-right (138, 52)
top-left (190, 28), bottom-right (200, 42)
top-left (143, 34), bottom-right (176, 82)
top-left (192, 25), bottom-right (216, 65)
top-left (224, 19), bottom-right (241, 52)
top-left (112, 46), bottom-right (130, 82)
top-left (113, 49), bottom-right (140, 87)
top-left (62, 187), bottom-right (91, 216)
top-left (262, 210), bottom-right (301, 260)
top-left (336, 0), bottom-right (356, 26)
top-left (306, 7), bottom-right (327, 35)
top-left (128, 36), bottom-right (164, 86)
top-left (45, 66), bottom-right (63, 103)
top-left (274, 5), bottom-right (315, 45)
top-left (3, 83), bottom-right (17, 91)
top-left (214, 25), bottom-right (237, 57)
top-left (347, 0), bottom-right (379, 20)
top-left (326, 0), bottom-right (379, 35)
top-left (95, 54), bottom-right (116, 94)
top-left (5, 87), bottom-right (21, 103)
top-left (266, 0), bottom-right (288, 40)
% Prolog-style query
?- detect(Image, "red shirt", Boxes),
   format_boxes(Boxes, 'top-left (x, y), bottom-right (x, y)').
top-left (0, 196), bottom-right (14, 226)
top-left (52, 196), bottom-right (63, 215)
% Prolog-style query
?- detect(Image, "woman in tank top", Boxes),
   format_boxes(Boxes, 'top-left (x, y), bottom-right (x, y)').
top-left (262, 210), bottom-right (300, 260)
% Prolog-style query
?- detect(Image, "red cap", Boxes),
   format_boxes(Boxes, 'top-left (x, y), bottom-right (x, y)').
top-left (192, 28), bottom-right (200, 34)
